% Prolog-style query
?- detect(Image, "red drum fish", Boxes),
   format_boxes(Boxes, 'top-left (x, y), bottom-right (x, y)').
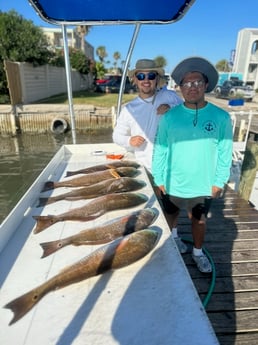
top-left (42, 167), bottom-right (138, 192)
top-left (38, 177), bottom-right (146, 207)
top-left (5, 229), bottom-right (159, 325)
top-left (66, 160), bottom-right (140, 177)
top-left (40, 208), bottom-right (158, 257)
top-left (33, 192), bottom-right (148, 234)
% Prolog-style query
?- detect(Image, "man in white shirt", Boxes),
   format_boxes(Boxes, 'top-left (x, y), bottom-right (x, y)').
top-left (113, 59), bottom-right (182, 171)
top-left (113, 59), bottom-right (187, 254)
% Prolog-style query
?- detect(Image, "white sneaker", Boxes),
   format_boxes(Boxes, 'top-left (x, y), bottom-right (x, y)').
top-left (192, 253), bottom-right (212, 273)
top-left (174, 237), bottom-right (188, 254)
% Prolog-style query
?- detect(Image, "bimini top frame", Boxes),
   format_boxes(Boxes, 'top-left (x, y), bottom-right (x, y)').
top-left (28, 0), bottom-right (195, 143)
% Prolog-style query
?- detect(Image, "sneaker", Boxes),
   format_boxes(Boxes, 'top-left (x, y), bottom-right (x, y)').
top-left (192, 253), bottom-right (212, 273)
top-left (174, 237), bottom-right (188, 254)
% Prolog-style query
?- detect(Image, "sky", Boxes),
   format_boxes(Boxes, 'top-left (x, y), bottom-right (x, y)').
top-left (1, 0), bottom-right (258, 73)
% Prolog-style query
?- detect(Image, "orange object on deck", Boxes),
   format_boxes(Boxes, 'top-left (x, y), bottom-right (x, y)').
top-left (106, 154), bottom-right (124, 160)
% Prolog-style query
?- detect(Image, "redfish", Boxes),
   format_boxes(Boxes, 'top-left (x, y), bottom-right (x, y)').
top-left (5, 229), bottom-right (159, 325)
top-left (33, 192), bottom-right (148, 234)
top-left (42, 167), bottom-right (138, 192)
top-left (38, 177), bottom-right (146, 207)
top-left (40, 208), bottom-right (158, 257)
top-left (66, 160), bottom-right (140, 177)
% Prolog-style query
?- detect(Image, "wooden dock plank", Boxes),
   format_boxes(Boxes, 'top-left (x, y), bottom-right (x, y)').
top-left (179, 185), bottom-right (258, 344)
top-left (203, 291), bottom-right (258, 311)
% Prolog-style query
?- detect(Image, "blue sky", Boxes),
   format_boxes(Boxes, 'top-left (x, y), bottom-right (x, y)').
top-left (1, 0), bottom-right (258, 73)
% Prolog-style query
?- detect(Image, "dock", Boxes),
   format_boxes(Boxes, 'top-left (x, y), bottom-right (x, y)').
top-left (179, 186), bottom-right (258, 344)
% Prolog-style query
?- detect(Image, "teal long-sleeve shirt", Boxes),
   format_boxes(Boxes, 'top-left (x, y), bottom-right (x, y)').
top-left (152, 102), bottom-right (233, 197)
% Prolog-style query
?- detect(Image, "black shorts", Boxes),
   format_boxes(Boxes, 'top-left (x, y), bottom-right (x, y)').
top-left (160, 191), bottom-right (180, 214)
top-left (160, 192), bottom-right (213, 220)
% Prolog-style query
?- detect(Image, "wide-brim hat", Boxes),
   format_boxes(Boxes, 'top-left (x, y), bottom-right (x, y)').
top-left (128, 59), bottom-right (164, 78)
top-left (171, 56), bottom-right (218, 93)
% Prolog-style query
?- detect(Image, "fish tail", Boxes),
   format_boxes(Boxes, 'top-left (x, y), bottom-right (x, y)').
top-left (33, 215), bottom-right (57, 234)
top-left (65, 171), bottom-right (75, 177)
top-left (41, 181), bottom-right (55, 192)
top-left (37, 197), bottom-right (51, 207)
top-left (4, 287), bottom-right (45, 325)
top-left (40, 239), bottom-right (66, 258)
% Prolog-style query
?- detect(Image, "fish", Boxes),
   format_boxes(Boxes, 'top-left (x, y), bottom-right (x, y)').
top-left (5, 229), bottom-right (159, 325)
top-left (42, 166), bottom-right (138, 192)
top-left (40, 208), bottom-right (158, 257)
top-left (38, 177), bottom-right (146, 207)
top-left (66, 160), bottom-right (140, 177)
top-left (33, 192), bottom-right (148, 234)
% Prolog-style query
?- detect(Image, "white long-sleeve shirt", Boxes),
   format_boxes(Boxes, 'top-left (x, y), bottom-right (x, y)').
top-left (112, 88), bottom-right (182, 171)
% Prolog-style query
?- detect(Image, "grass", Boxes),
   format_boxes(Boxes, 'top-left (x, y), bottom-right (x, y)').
top-left (36, 90), bottom-right (137, 107)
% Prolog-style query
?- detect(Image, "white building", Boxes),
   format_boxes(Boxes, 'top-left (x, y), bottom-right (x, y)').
top-left (41, 27), bottom-right (94, 61)
top-left (233, 28), bottom-right (258, 90)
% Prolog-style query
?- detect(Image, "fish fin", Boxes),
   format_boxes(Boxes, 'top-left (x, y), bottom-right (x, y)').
top-left (33, 215), bottom-right (57, 234)
top-left (41, 181), bottom-right (55, 192)
top-left (110, 169), bottom-right (121, 179)
top-left (5, 288), bottom-right (43, 325)
top-left (40, 240), bottom-right (63, 258)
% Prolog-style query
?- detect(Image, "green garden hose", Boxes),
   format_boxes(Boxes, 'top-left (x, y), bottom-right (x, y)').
top-left (182, 238), bottom-right (216, 308)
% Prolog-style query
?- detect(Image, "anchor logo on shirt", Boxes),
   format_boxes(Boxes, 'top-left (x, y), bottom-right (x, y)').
top-left (202, 121), bottom-right (216, 134)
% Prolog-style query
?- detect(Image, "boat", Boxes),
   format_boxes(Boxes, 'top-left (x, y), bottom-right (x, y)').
top-left (0, 143), bottom-right (219, 344)
top-left (0, 1), bottom-right (219, 344)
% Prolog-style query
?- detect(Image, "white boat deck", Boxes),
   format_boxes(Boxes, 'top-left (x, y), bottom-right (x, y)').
top-left (0, 143), bottom-right (219, 345)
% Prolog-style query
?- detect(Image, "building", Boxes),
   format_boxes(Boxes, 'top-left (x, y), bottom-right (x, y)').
top-left (41, 26), bottom-right (94, 61)
top-left (233, 28), bottom-right (258, 90)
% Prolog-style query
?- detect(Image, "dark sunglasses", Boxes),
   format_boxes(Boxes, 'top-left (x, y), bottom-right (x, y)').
top-left (135, 72), bottom-right (157, 81)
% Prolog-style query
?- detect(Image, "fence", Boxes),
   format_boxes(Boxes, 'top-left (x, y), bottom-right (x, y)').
top-left (0, 105), bottom-right (113, 135)
top-left (4, 60), bottom-right (93, 104)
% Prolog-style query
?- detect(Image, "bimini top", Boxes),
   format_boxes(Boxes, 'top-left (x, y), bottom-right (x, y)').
top-left (28, 0), bottom-right (195, 25)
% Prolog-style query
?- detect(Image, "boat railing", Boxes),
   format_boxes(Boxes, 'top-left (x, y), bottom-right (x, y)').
top-left (229, 110), bottom-right (257, 190)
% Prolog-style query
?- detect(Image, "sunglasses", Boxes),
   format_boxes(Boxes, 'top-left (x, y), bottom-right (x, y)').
top-left (135, 72), bottom-right (157, 81)
top-left (180, 80), bottom-right (205, 89)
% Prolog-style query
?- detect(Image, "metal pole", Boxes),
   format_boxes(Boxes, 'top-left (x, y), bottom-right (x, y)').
top-left (115, 23), bottom-right (141, 124)
top-left (61, 24), bottom-right (77, 144)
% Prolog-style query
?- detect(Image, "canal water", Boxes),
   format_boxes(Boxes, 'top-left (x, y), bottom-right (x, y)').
top-left (0, 129), bottom-right (113, 224)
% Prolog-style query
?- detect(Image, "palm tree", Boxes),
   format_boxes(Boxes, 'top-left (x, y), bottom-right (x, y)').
top-left (154, 56), bottom-right (167, 68)
top-left (76, 25), bottom-right (91, 52)
top-left (113, 51), bottom-right (121, 72)
top-left (216, 59), bottom-right (231, 72)
top-left (96, 46), bottom-right (108, 63)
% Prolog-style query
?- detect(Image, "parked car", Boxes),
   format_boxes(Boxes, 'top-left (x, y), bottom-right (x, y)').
top-left (214, 78), bottom-right (255, 102)
top-left (95, 76), bottom-right (137, 94)
top-left (95, 75), bottom-right (114, 85)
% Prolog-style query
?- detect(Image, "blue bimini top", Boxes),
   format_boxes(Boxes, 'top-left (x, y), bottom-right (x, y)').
top-left (28, 0), bottom-right (195, 25)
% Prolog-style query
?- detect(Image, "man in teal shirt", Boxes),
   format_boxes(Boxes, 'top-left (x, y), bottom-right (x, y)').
top-left (152, 57), bottom-right (233, 273)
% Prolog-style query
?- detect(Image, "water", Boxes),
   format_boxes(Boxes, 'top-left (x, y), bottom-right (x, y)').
top-left (0, 129), bottom-right (113, 224)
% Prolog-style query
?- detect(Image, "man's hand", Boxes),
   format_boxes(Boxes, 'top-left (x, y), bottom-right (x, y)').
top-left (129, 135), bottom-right (145, 147)
top-left (157, 104), bottom-right (170, 115)
top-left (158, 185), bottom-right (166, 195)
top-left (212, 186), bottom-right (223, 198)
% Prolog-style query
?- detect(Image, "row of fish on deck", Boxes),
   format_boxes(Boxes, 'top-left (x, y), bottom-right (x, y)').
top-left (4, 159), bottom-right (162, 325)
